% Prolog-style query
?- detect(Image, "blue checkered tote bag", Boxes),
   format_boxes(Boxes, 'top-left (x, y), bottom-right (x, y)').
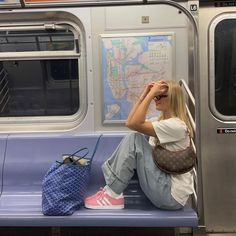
top-left (42, 136), bottom-right (101, 216)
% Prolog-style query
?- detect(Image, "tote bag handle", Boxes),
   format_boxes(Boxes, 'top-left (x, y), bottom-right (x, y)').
top-left (65, 134), bottom-right (102, 164)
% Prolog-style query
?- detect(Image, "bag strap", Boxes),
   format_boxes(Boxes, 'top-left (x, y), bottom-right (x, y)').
top-left (70, 147), bottom-right (89, 159)
top-left (57, 147), bottom-right (89, 166)
top-left (155, 131), bottom-right (192, 149)
top-left (69, 134), bottom-right (103, 164)
top-left (89, 134), bottom-right (103, 162)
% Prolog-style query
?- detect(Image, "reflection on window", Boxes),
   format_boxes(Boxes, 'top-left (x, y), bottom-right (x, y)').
top-left (0, 29), bottom-right (74, 52)
top-left (215, 19), bottom-right (236, 115)
top-left (0, 59), bottom-right (79, 116)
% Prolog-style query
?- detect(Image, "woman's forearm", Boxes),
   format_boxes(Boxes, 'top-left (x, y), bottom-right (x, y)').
top-left (126, 83), bottom-right (153, 127)
top-left (126, 93), bottom-right (153, 129)
top-left (126, 98), bottom-right (143, 127)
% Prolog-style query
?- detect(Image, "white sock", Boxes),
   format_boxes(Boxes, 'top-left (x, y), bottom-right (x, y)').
top-left (104, 185), bottom-right (123, 198)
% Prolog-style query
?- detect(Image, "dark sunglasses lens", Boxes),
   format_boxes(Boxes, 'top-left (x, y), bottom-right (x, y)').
top-left (154, 95), bottom-right (168, 101)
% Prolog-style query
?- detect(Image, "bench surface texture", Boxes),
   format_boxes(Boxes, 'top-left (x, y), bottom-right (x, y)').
top-left (0, 133), bottom-right (198, 227)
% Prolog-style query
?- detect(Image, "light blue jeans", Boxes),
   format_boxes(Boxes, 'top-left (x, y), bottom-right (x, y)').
top-left (102, 132), bottom-right (183, 210)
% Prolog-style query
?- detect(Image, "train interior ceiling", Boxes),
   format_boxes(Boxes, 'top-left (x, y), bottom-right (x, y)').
top-left (0, 0), bottom-right (236, 236)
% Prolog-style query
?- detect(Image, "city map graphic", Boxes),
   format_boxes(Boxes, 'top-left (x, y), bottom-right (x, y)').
top-left (102, 34), bottom-right (173, 123)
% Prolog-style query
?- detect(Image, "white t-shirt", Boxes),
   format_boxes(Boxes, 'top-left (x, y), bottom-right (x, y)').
top-left (149, 117), bottom-right (195, 206)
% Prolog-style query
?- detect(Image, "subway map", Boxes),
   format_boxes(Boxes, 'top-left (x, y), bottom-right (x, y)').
top-left (102, 34), bottom-right (173, 122)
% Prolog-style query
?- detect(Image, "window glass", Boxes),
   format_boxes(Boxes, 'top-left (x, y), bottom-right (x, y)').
top-left (0, 29), bottom-right (74, 52)
top-left (215, 19), bottom-right (236, 115)
top-left (0, 59), bottom-right (79, 117)
top-left (0, 24), bottom-right (80, 118)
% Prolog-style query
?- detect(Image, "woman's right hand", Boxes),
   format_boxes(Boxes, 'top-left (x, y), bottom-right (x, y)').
top-left (149, 80), bottom-right (168, 97)
top-left (140, 82), bottom-right (155, 100)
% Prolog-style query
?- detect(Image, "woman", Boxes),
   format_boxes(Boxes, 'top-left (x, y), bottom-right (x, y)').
top-left (85, 80), bottom-right (194, 210)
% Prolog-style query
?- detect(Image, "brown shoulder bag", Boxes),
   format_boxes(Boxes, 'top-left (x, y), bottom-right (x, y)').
top-left (152, 137), bottom-right (197, 174)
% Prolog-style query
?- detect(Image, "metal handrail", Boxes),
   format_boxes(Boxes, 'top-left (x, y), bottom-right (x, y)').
top-left (179, 79), bottom-right (195, 107)
top-left (179, 79), bottom-right (197, 204)
top-left (179, 79), bottom-right (196, 132)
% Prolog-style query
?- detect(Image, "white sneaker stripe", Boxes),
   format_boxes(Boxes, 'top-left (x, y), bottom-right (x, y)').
top-left (101, 198), bottom-right (111, 206)
top-left (97, 196), bottom-right (112, 206)
top-left (97, 199), bottom-right (103, 206)
top-left (97, 198), bottom-right (109, 206)
top-left (103, 196), bottom-right (112, 205)
top-left (100, 199), bottom-right (109, 206)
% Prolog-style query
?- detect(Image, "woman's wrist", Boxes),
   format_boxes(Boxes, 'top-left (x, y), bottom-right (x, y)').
top-left (139, 91), bottom-right (148, 101)
top-left (139, 95), bottom-right (146, 101)
top-left (140, 92), bottom-right (154, 103)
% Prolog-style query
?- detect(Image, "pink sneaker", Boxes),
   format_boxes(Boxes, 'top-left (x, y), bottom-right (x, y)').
top-left (85, 187), bottom-right (105, 201)
top-left (84, 188), bottom-right (124, 209)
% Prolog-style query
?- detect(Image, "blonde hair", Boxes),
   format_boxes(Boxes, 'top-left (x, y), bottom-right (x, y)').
top-left (158, 80), bottom-right (193, 137)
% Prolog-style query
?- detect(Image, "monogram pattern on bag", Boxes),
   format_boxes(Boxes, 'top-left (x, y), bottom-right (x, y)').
top-left (152, 143), bottom-right (196, 174)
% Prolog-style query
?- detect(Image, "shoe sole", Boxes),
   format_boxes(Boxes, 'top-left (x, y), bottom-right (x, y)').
top-left (84, 204), bottom-right (124, 210)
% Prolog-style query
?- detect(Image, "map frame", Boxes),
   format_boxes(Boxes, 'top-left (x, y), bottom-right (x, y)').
top-left (100, 32), bottom-right (175, 124)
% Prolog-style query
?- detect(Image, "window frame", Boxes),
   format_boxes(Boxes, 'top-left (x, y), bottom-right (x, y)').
top-left (0, 19), bottom-right (87, 132)
top-left (209, 13), bottom-right (236, 121)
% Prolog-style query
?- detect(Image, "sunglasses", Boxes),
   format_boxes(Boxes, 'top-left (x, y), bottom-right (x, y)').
top-left (154, 94), bottom-right (168, 101)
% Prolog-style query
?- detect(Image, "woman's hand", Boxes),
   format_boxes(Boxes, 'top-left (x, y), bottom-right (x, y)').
top-left (149, 80), bottom-right (168, 97)
top-left (126, 80), bottom-right (168, 137)
top-left (139, 82), bottom-right (155, 100)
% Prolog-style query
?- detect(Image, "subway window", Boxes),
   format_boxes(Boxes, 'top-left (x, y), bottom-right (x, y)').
top-left (214, 19), bottom-right (236, 116)
top-left (0, 22), bottom-right (82, 120)
top-left (0, 59), bottom-right (79, 116)
top-left (0, 29), bottom-right (74, 52)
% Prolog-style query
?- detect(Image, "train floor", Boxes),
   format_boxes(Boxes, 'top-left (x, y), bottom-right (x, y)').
top-left (0, 227), bottom-right (189, 236)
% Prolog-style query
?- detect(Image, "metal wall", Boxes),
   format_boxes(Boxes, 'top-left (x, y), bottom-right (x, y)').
top-left (91, 3), bottom-right (195, 132)
top-left (199, 3), bottom-right (236, 233)
top-left (0, 1), bottom-right (195, 133)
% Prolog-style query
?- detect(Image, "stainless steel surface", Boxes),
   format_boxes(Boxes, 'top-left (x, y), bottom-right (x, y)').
top-left (199, 4), bottom-right (236, 233)
top-left (180, 79), bottom-right (197, 204)
top-left (180, 79), bottom-right (196, 131)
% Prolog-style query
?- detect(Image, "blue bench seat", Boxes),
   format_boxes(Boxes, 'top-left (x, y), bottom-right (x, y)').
top-left (0, 133), bottom-right (198, 227)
